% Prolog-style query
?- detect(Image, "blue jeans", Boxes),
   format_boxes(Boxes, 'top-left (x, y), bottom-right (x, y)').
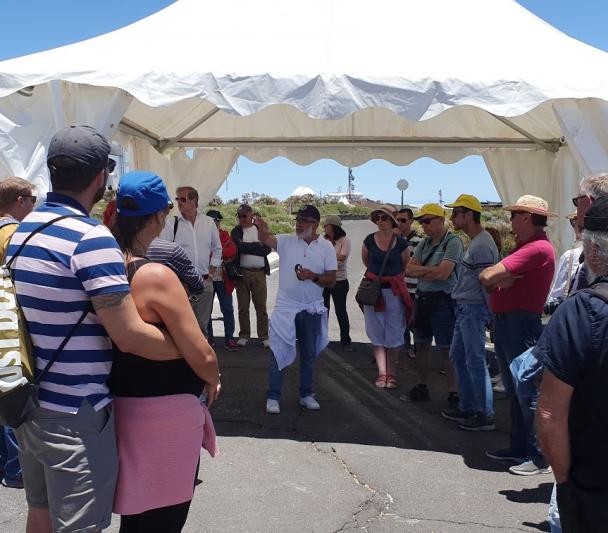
top-left (494, 311), bottom-right (543, 459)
top-left (449, 303), bottom-right (493, 417)
top-left (207, 281), bottom-right (235, 341)
top-left (0, 425), bottom-right (21, 481)
top-left (267, 311), bottom-right (321, 401)
top-left (510, 347), bottom-right (547, 467)
top-left (549, 483), bottom-right (562, 533)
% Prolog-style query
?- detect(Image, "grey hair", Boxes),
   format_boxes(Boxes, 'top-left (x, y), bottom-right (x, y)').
top-left (583, 229), bottom-right (608, 277)
top-left (580, 173), bottom-right (608, 197)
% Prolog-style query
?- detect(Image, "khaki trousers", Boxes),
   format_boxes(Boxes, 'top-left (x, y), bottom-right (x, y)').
top-left (236, 270), bottom-right (269, 340)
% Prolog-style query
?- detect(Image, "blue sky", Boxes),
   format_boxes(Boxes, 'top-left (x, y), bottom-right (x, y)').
top-left (1, 1), bottom-right (607, 204)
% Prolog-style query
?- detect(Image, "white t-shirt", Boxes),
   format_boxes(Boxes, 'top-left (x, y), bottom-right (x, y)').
top-left (239, 225), bottom-right (266, 269)
top-left (276, 234), bottom-right (337, 305)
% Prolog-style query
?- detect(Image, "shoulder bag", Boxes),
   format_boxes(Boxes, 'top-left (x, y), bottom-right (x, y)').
top-left (355, 235), bottom-right (396, 306)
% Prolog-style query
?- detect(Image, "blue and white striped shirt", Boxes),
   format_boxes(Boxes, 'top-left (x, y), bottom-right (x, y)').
top-left (6, 193), bottom-right (129, 413)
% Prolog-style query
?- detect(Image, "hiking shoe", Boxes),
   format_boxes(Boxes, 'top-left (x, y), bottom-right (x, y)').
top-left (1, 475), bottom-right (24, 489)
top-left (485, 448), bottom-right (526, 463)
top-left (446, 392), bottom-right (459, 409)
top-left (300, 395), bottom-right (320, 410)
top-left (441, 407), bottom-right (473, 423)
top-left (262, 339), bottom-right (270, 349)
top-left (509, 461), bottom-right (553, 476)
top-left (460, 414), bottom-right (495, 431)
top-left (399, 384), bottom-right (430, 402)
top-left (224, 339), bottom-right (238, 351)
top-left (266, 399), bottom-right (280, 414)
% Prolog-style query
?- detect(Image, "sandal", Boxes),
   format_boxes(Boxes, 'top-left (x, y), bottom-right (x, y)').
top-left (406, 348), bottom-right (416, 360)
top-left (385, 374), bottom-right (398, 389)
top-left (375, 375), bottom-right (387, 388)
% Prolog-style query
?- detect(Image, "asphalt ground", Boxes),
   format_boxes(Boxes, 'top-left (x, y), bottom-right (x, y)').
top-left (0, 220), bottom-right (553, 532)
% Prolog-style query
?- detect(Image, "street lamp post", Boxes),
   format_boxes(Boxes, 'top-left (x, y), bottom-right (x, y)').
top-left (396, 179), bottom-right (409, 207)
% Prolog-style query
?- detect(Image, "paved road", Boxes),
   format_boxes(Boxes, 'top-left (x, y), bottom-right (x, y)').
top-left (0, 221), bottom-right (553, 532)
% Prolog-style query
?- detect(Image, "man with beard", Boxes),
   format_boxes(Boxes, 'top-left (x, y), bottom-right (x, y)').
top-left (256, 205), bottom-right (337, 414)
top-left (536, 195), bottom-right (608, 532)
top-left (7, 126), bottom-right (179, 533)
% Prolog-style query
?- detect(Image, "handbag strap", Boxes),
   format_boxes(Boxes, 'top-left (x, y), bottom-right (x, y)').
top-left (377, 234), bottom-right (397, 278)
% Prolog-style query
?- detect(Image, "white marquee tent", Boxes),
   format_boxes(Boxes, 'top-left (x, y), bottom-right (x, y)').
top-left (2, 0), bottom-right (608, 251)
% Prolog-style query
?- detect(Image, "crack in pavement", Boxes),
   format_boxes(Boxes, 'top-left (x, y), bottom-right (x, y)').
top-left (289, 410), bottom-right (393, 533)
top-left (380, 513), bottom-right (534, 532)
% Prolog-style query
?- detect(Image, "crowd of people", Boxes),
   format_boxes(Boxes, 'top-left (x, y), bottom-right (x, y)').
top-left (0, 124), bottom-right (607, 532)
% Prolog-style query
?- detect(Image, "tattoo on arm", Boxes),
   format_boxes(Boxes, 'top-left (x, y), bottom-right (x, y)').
top-left (91, 291), bottom-right (130, 311)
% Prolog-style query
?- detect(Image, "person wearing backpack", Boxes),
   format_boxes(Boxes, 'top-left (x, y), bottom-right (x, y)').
top-left (0, 176), bottom-right (36, 490)
top-left (401, 203), bottom-right (463, 406)
top-left (6, 126), bottom-right (181, 533)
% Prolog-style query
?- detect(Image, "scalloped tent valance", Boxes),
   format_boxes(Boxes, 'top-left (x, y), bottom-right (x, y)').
top-left (1, 0), bottom-right (608, 251)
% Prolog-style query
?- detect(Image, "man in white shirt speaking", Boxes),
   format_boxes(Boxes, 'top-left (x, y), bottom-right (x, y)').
top-left (160, 186), bottom-right (222, 335)
top-left (257, 205), bottom-right (337, 414)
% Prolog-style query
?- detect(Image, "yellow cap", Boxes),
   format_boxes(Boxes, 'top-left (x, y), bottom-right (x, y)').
top-left (414, 203), bottom-right (446, 220)
top-left (445, 194), bottom-right (482, 213)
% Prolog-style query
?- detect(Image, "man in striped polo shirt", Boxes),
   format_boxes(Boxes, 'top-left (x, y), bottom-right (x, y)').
top-left (7, 126), bottom-right (180, 533)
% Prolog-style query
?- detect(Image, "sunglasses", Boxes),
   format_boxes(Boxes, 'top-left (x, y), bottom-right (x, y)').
top-left (397, 217), bottom-right (411, 223)
top-left (510, 210), bottom-right (526, 220)
top-left (419, 217), bottom-right (438, 225)
top-left (572, 194), bottom-right (589, 207)
top-left (237, 213), bottom-right (251, 218)
top-left (107, 158), bottom-right (116, 173)
top-left (19, 195), bottom-right (37, 204)
top-left (569, 218), bottom-right (577, 228)
top-left (450, 208), bottom-right (467, 217)
top-left (372, 214), bottom-right (391, 223)
top-left (175, 196), bottom-right (190, 203)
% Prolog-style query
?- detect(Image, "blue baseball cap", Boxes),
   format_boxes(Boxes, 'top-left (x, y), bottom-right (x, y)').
top-left (116, 171), bottom-right (172, 217)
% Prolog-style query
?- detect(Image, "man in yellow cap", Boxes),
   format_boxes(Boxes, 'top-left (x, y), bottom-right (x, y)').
top-left (402, 203), bottom-right (463, 406)
top-left (441, 194), bottom-right (500, 431)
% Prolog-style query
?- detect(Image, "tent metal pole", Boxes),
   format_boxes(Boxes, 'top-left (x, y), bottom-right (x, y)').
top-left (118, 119), bottom-right (163, 147)
top-left (158, 107), bottom-right (220, 152)
top-left (489, 114), bottom-right (561, 153)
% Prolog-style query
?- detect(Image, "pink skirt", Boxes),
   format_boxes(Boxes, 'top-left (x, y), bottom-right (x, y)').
top-left (113, 394), bottom-right (207, 515)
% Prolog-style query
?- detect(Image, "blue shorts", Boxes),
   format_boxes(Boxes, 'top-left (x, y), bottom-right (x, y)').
top-left (413, 292), bottom-right (456, 348)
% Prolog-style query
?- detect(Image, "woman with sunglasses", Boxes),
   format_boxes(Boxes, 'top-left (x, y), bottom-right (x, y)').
top-left (109, 171), bottom-right (221, 533)
top-left (361, 205), bottom-right (412, 389)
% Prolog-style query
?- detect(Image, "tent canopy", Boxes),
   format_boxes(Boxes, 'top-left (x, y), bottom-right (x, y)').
top-left (1, 0), bottom-right (608, 251)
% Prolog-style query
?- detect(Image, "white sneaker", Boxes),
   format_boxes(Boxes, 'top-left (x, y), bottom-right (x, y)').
top-left (266, 399), bottom-right (280, 414)
top-left (236, 338), bottom-right (248, 347)
top-left (299, 395), bottom-right (320, 410)
top-left (262, 339), bottom-right (270, 349)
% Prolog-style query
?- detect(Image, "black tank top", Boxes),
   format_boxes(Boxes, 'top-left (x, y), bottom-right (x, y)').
top-left (108, 258), bottom-right (204, 398)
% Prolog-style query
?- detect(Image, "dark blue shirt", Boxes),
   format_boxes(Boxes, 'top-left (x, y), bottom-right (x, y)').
top-left (364, 234), bottom-right (408, 276)
top-left (533, 281), bottom-right (608, 491)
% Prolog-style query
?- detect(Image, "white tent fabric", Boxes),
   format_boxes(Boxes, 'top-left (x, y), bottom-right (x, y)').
top-left (1, 0), bottom-right (608, 251)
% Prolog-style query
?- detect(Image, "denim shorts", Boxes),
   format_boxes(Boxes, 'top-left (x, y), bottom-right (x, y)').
top-left (413, 291), bottom-right (456, 348)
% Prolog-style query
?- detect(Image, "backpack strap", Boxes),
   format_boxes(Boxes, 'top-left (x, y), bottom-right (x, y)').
top-left (5, 214), bottom-right (86, 269)
top-left (172, 216), bottom-right (179, 242)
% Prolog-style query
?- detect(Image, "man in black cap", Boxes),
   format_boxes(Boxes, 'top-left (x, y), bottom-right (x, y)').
top-left (535, 194), bottom-right (608, 531)
top-left (256, 205), bottom-right (337, 414)
top-left (6, 125), bottom-right (179, 533)
top-left (230, 204), bottom-right (272, 348)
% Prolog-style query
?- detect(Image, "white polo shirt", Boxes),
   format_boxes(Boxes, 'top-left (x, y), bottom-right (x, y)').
top-left (276, 234), bottom-right (337, 306)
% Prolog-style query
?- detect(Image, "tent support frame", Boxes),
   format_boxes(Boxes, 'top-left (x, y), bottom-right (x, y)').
top-left (157, 107), bottom-right (220, 152)
top-left (490, 114), bottom-right (561, 152)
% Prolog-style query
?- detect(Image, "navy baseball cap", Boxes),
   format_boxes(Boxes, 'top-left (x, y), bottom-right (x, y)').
top-left (117, 171), bottom-right (172, 217)
top-left (584, 194), bottom-right (608, 232)
top-left (293, 204), bottom-right (321, 222)
top-left (47, 125), bottom-right (111, 170)
top-left (206, 209), bottom-right (223, 221)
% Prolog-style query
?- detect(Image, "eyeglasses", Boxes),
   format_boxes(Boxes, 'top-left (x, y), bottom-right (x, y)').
top-left (19, 195), bottom-right (37, 204)
top-left (175, 196), bottom-right (189, 203)
top-left (397, 217), bottom-right (411, 223)
top-left (107, 158), bottom-right (116, 173)
top-left (372, 214), bottom-right (391, 223)
top-left (510, 210), bottom-right (526, 220)
top-left (296, 216), bottom-right (317, 223)
top-left (572, 194), bottom-right (590, 207)
top-left (419, 217), bottom-right (438, 225)
top-left (237, 213), bottom-right (250, 219)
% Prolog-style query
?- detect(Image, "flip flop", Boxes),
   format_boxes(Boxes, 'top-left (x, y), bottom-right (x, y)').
top-left (375, 375), bottom-right (387, 388)
top-left (386, 375), bottom-right (398, 389)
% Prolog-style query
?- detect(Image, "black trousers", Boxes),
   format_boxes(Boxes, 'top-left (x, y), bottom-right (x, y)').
top-left (119, 500), bottom-right (192, 533)
top-left (557, 481), bottom-right (608, 533)
top-left (323, 279), bottom-right (351, 344)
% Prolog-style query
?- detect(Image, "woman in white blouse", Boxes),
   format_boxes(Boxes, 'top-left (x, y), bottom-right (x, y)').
top-left (322, 215), bottom-right (352, 350)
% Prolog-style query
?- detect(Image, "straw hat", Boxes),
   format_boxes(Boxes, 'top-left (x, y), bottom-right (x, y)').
top-left (504, 195), bottom-right (557, 217)
top-left (566, 212), bottom-right (577, 220)
top-left (370, 204), bottom-right (398, 225)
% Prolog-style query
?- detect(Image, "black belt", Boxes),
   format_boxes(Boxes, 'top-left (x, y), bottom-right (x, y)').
top-left (241, 267), bottom-right (265, 272)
